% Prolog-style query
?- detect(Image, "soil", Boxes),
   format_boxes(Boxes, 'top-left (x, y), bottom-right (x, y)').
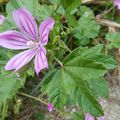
top-left (104, 86), bottom-right (120, 120)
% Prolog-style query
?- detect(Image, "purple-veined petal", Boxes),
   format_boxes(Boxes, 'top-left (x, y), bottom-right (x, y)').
top-left (13, 8), bottom-right (38, 41)
top-left (85, 113), bottom-right (94, 120)
top-left (0, 15), bottom-right (5, 25)
top-left (5, 49), bottom-right (37, 71)
top-left (34, 47), bottom-right (48, 74)
top-left (39, 17), bottom-right (54, 45)
top-left (0, 30), bottom-right (29, 50)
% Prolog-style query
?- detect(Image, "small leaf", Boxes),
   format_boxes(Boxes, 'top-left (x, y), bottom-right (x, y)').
top-left (78, 5), bottom-right (94, 19)
top-left (60, 0), bottom-right (81, 12)
top-left (105, 32), bottom-right (120, 48)
top-left (74, 15), bottom-right (100, 45)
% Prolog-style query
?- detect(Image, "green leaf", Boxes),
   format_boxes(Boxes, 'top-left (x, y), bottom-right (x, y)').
top-left (89, 55), bottom-right (117, 69)
top-left (63, 45), bottom-right (117, 70)
top-left (88, 78), bottom-right (109, 98)
top-left (41, 69), bottom-right (58, 93)
top-left (65, 12), bottom-right (78, 27)
top-left (36, 5), bottom-right (52, 21)
top-left (0, 20), bottom-right (15, 32)
top-left (47, 70), bottom-right (68, 109)
top-left (50, 0), bottom-right (60, 4)
top-left (66, 70), bottom-right (103, 116)
top-left (10, 0), bottom-right (20, 9)
top-left (42, 68), bottom-right (103, 116)
top-left (78, 5), bottom-right (94, 19)
top-left (63, 44), bottom-right (103, 63)
top-left (105, 32), bottom-right (120, 49)
top-left (64, 57), bottom-right (107, 80)
top-left (0, 71), bottom-right (21, 102)
top-left (71, 112), bottom-right (84, 120)
top-left (60, 0), bottom-right (81, 12)
top-left (6, 0), bottom-right (39, 17)
top-left (74, 15), bottom-right (100, 45)
top-left (41, 45), bottom-right (116, 116)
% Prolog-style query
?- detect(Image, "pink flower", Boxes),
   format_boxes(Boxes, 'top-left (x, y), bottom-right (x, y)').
top-left (47, 103), bottom-right (53, 112)
top-left (0, 15), bottom-right (5, 25)
top-left (0, 8), bottom-right (54, 74)
top-left (114, 0), bottom-right (120, 9)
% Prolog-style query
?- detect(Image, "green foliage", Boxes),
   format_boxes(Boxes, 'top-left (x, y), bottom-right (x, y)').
top-left (74, 14), bottom-right (100, 45)
top-left (0, 0), bottom-right (118, 119)
top-left (42, 68), bottom-right (104, 117)
top-left (60, 0), bottom-right (81, 13)
top-left (71, 112), bottom-right (84, 120)
top-left (0, 48), bottom-right (9, 65)
top-left (63, 44), bottom-right (117, 70)
top-left (36, 5), bottom-right (52, 21)
top-left (0, 70), bottom-right (22, 102)
top-left (78, 5), bottom-right (94, 19)
top-left (65, 12), bottom-right (78, 27)
top-left (61, 5), bottom-right (100, 45)
top-left (105, 32), bottom-right (120, 49)
top-left (41, 45), bottom-right (116, 117)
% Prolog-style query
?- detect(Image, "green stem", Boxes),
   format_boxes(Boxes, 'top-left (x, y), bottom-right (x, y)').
top-left (54, 57), bottom-right (63, 67)
top-left (18, 92), bottom-right (47, 105)
top-left (66, 46), bottom-right (72, 53)
top-left (18, 92), bottom-right (68, 116)
top-left (0, 4), bottom-right (4, 13)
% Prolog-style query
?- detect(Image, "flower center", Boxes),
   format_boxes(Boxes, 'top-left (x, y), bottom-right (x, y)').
top-left (27, 40), bottom-right (43, 49)
top-left (27, 41), bottom-right (35, 48)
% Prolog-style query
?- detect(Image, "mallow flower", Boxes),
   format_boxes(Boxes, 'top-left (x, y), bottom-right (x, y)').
top-left (114, 0), bottom-right (120, 9)
top-left (47, 103), bottom-right (53, 112)
top-left (0, 15), bottom-right (5, 25)
top-left (0, 8), bottom-right (54, 74)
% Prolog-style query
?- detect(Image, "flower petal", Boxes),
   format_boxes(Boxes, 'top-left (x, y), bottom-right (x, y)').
top-left (0, 30), bottom-right (29, 50)
top-left (13, 8), bottom-right (38, 41)
top-left (34, 47), bottom-right (48, 74)
top-left (85, 113), bottom-right (94, 120)
top-left (48, 103), bottom-right (53, 112)
top-left (5, 49), bottom-right (37, 71)
top-left (39, 17), bottom-right (54, 45)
